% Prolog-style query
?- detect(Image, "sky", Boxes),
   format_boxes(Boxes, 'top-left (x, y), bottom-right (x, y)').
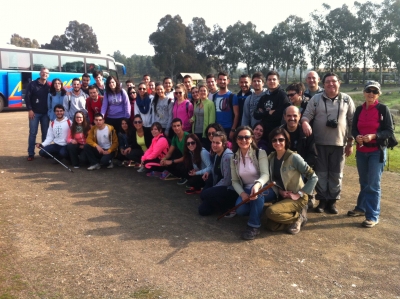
top-left (1, 0), bottom-right (381, 59)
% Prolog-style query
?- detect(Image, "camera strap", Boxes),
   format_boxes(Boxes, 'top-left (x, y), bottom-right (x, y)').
top-left (323, 93), bottom-right (341, 121)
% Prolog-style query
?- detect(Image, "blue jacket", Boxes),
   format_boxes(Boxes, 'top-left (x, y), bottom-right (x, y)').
top-left (47, 92), bottom-right (68, 120)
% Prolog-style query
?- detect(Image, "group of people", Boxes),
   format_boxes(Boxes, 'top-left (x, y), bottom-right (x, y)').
top-left (25, 67), bottom-right (394, 239)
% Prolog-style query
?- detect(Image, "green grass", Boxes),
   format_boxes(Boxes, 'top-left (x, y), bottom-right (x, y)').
top-left (130, 288), bottom-right (164, 299)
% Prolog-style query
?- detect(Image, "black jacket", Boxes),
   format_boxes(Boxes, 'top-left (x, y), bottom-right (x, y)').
top-left (237, 89), bottom-right (252, 126)
top-left (25, 78), bottom-right (50, 114)
top-left (128, 127), bottom-right (153, 150)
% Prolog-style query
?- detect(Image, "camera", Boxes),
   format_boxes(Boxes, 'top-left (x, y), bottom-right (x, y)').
top-left (326, 119), bottom-right (338, 128)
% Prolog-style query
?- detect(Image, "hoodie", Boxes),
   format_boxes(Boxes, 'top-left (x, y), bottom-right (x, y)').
top-left (42, 116), bottom-right (71, 147)
top-left (241, 88), bottom-right (268, 127)
top-left (64, 90), bottom-right (88, 120)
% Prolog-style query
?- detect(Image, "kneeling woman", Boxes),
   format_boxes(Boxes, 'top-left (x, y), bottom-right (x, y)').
top-left (198, 131), bottom-right (237, 216)
top-left (231, 126), bottom-right (276, 240)
top-left (183, 134), bottom-right (212, 194)
top-left (139, 122), bottom-right (169, 176)
top-left (266, 127), bottom-right (318, 235)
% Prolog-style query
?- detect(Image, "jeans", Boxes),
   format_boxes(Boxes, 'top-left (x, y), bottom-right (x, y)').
top-left (67, 143), bottom-right (83, 166)
top-left (28, 113), bottom-right (49, 156)
top-left (235, 186), bottom-right (276, 228)
top-left (39, 144), bottom-right (68, 160)
top-left (355, 150), bottom-right (385, 222)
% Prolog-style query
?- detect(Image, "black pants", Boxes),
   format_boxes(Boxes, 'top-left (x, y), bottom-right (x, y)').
top-left (198, 186), bottom-right (237, 216)
top-left (83, 144), bottom-right (114, 166)
top-left (165, 147), bottom-right (185, 178)
top-left (67, 143), bottom-right (83, 167)
top-left (105, 117), bottom-right (124, 134)
top-left (117, 148), bottom-right (144, 163)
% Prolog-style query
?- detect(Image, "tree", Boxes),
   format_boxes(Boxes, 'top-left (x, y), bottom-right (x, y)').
top-left (203, 24), bottom-right (228, 72)
top-left (41, 21), bottom-right (100, 54)
top-left (10, 34), bottom-right (39, 48)
top-left (306, 13), bottom-right (325, 71)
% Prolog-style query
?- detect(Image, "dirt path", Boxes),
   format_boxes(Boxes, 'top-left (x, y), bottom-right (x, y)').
top-left (1, 112), bottom-right (399, 298)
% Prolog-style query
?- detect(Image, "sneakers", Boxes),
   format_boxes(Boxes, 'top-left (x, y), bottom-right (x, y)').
top-left (107, 162), bottom-right (114, 169)
top-left (146, 171), bottom-right (161, 177)
top-left (287, 214), bottom-right (304, 235)
top-left (177, 178), bottom-right (188, 185)
top-left (362, 219), bottom-right (379, 228)
top-left (224, 211), bottom-right (237, 218)
top-left (347, 209), bottom-right (365, 217)
top-left (185, 187), bottom-right (201, 194)
top-left (137, 166), bottom-right (146, 172)
top-left (87, 163), bottom-right (101, 171)
top-left (73, 166), bottom-right (79, 169)
top-left (159, 170), bottom-right (171, 180)
top-left (241, 226), bottom-right (260, 240)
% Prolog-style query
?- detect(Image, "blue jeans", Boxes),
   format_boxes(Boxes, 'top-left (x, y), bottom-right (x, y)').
top-left (28, 113), bottom-right (49, 156)
top-left (235, 185), bottom-right (276, 228)
top-left (355, 150), bottom-right (385, 222)
top-left (39, 144), bottom-right (68, 160)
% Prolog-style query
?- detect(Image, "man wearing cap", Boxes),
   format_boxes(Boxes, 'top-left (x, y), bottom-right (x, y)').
top-left (301, 72), bottom-right (355, 214)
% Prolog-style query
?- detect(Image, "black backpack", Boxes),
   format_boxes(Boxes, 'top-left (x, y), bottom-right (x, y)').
top-left (377, 103), bottom-right (398, 150)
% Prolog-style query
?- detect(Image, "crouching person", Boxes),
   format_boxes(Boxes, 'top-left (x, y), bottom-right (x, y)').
top-left (36, 104), bottom-right (71, 161)
top-left (83, 113), bottom-right (118, 170)
top-left (265, 127), bottom-right (318, 234)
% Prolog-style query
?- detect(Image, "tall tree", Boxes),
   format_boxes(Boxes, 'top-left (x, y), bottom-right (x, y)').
top-left (10, 34), bottom-right (39, 48)
top-left (203, 24), bottom-right (228, 72)
top-left (41, 35), bottom-right (67, 51)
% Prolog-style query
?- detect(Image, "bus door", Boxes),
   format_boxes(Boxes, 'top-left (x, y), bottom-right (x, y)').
top-left (7, 72), bottom-right (23, 108)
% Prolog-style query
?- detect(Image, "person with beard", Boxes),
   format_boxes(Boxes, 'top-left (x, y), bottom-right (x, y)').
top-left (81, 73), bottom-right (91, 96)
top-left (86, 85), bottom-right (103, 125)
top-left (236, 74), bottom-right (252, 126)
top-left (64, 78), bottom-right (88, 121)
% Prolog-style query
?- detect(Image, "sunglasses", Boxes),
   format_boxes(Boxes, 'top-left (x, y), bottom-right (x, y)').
top-left (129, 92), bottom-right (136, 95)
top-left (134, 120), bottom-right (143, 124)
top-left (174, 91), bottom-right (183, 95)
top-left (272, 138), bottom-right (285, 143)
top-left (138, 88), bottom-right (146, 91)
top-left (237, 135), bottom-right (252, 141)
top-left (287, 93), bottom-right (297, 97)
top-left (187, 141), bottom-right (196, 146)
top-left (365, 88), bottom-right (379, 94)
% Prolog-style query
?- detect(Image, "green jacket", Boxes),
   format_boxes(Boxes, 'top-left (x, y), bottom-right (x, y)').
top-left (268, 149), bottom-right (317, 196)
top-left (191, 99), bottom-right (216, 138)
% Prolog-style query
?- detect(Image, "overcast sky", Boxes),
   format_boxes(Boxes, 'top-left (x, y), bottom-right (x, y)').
top-left (2, 0), bottom-right (381, 58)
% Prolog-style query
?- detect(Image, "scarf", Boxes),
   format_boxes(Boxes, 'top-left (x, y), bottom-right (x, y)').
top-left (136, 94), bottom-right (152, 114)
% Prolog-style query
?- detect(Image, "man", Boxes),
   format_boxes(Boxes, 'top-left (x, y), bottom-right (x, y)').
top-left (64, 78), bottom-right (88, 121)
top-left (86, 85), bottom-right (103, 125)
top-left (81, 73), bottom-right (91, 95)
top-left (304, 71), bottom-right (324, 98)
top-left (254, 70), bottom-right (290, 143)
top-left (301, 72), bottom-right (355, 214)
top-left (236, 74), bottom-right (252, 126)
top-left (26, 67), bottom-right (50, 161)
top-left (36, 104), bottom-right (71, 161)
top-left (93, 70), bottom-right (105, 99)
top-left (183, 75), bottom-right (193, 101)
top-left (213, 71), bottom-right (239, 140)
top-left (125, 80), bottom-right (135, 90)
top-left (282, 105), bottom-right (317, 208)
top-left (286, 82), bottom-right (309, 115)
top-left (206, 74), bottom-right (218, 100)
top-left (241, 72), bottom-right (267, 127)
top-left (83, 113), bottom-right (118, 170)
top-left (160, 118), bottom-right (189, 185)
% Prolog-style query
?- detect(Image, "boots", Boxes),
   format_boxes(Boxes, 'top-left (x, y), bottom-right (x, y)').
top-left (315, 199), bottom-right (326, 213)
top-left (326, 199), bottom-right (338, 214)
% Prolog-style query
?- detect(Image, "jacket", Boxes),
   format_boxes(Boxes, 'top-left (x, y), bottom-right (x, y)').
top-left (86, 124), bottom-right (118, 153)
top-left (64, 90), bottom-right (88, 120)
top-left (268, 149), bottom-right (318, 197)
top-left (25, 78), bottom-right (50, 114)
top-left (191, 99), bottom-right (216, 138)
top-left (42, 116), bottom-right (71, 147)
top-left (142, 133), bottom-right (169, 161)
top-left (101, 89), bottom-right (131, 119)
top-left (212, 148), bottom-right (233, 187)
top-left (192, 148), bottom-right (212, 175)
top-left (241, 89), bottom-right (268, 127)
top-left (128, 127), bottom-right (153, 151)
top-left (48, 92), bottom-right (68, 120)
top-left (230, 148), bottom-right (269, 196)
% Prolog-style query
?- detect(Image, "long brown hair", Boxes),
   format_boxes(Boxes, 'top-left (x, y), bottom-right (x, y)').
top-left (183, 133), bottom-right (202, 170)
top-left (71, 111), bottom-right (90, 138)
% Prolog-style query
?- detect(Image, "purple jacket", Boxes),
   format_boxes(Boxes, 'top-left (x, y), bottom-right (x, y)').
top-left (101, 89), bottom-right (131, 119)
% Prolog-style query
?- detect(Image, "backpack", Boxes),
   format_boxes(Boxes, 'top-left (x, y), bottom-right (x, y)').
top-left (376, 103), bottom-right (398, 150)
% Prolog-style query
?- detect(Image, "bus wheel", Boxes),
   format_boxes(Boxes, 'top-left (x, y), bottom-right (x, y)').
top-left (0, 96), bottom-right (4, 112)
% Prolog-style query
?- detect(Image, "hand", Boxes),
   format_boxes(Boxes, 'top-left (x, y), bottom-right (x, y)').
top-left (269, 109), bottom-right (275, 115)
top-left (189, 119), bottom-right (194, 124)
top-left (188, 169), bottom-right (196, 176)
top-left (240, 192), bottom-right (250, 201)
top-left (202, 172), bottom-right (209, 181)
top-left (96, 145), bottom-right (104, 154)
top-left (125, 147), bottom-right (131, 154)
top-left (71, 139), bottom-right (77, 145)
top-left (79, 145), bottom-right (84, 149)
top-left (362, 134), bottom-right (376, 143)
top-left (345, 144), bottom-right (353, 157)
top-left (302, 121), bottom-right (312, 137)
top-left (288, 192), bottom-right (301, 201)
top-left (249, 183), bottom-right (261, 200)
top-left (28, 110), bottom-right (35, 120)
top-left (229, 130), bottom-right (235, 141)
top-left (279, 189), bottom-right (291, 199)
top-left (356, 135), bottom-right (363, 145)
top-left (35, 143), bottom-right (42, 149)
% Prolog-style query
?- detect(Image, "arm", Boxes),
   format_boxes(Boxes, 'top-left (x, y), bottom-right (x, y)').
top-left (345, 96), bottom-right (356, 156)
top-left (301, 97), bottom-right (317, 137)
top-left (100, 93), bottom-right (108, 116)
top-left (108, 127), bottom-right (119, 153)
top-left (85, 127), bottom-right (98, 147)
top-left (253, 95), bottom-right (266, 120)
top-left (195, 149), bottom-right (212, 175)
top-left (122, 90), bottom-right (131, 118)
top-left (165, 101), bottom-right (173, 135)
top-left (41, 124), bottom-right (54, 147)
top-left (145, 137), bottom-right (169, 160)
top-left (47, 94), bottom-right (52, 118)
top-left (86, 98), bottom-right (94, 124)
top-left (63, 95), bottom-right (70, 118)
top-left (215, 153), bottom-right (233, 187)
top-left (230, 153), bottom-right (245, 195)
top-left (377, 105), bottom-right (395, 140)
top-left (255, 150), bottom-right (269, 186)
top-left (293, 154), bottom-right (318, 195)
top-left (230, 104), bottom-right (240, 140)
top-left (241, 96), bottom-right (251, 126)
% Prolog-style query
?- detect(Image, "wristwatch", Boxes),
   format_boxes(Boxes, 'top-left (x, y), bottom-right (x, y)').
top-left (297, 190), bottom-right (304, 197)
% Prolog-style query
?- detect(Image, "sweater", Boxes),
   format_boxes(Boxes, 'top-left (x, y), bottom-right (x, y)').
top-left (152, 97), bottom-right (173, 131)
top-left (101, 89), bottom-right (131, 119)
top-left (142, 133), bottom-right (169, 161)
top-left (173, 99), bottom-right (194, 132)
top-left (42, 116), bottom-right (71, 147)
top-left (241, 89), bottom-right (268, 127)
top-left (191, 99), bottom-right (216, 138)
top-left (64, 90), bottom-right (88, 120)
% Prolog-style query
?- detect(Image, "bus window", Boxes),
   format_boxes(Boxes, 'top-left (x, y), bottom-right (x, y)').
top-left (86, 58), bottom-right (107, 73)
top-left (32, 53), bottom-right (59, 72)
top-left (1, 51), bottom-right (30, 70)
top-left (61, 56), bottom-right (84, 73)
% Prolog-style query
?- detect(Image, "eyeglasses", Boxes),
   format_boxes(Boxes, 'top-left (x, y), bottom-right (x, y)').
top-left (174, 91), bottom-right (183, 95)
top-left (365, 88), bottom-right (379, 94)
top-left (187, 141), bottom-right (196, 146)
top-left (55, 110), bottom-right (64, 113)
top-left (129, 92), bottom-right (136, 95)
top-left (324, 80), bottom-right (338, 84)
top-left (287, 93), bottom-right (297, 97)
top-left (134, 120), bottom-right (143, 124)
top-left (208, 132), bottom-right (216, 136)
top-left (237, 135), bottom-right (252, 141)
top-left (272, 138), bottom-right (285, 143)
top-left (138, 88), bottom-right (146, 91)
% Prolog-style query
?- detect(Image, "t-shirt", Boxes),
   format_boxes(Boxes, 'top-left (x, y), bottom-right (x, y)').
top-left (288, 127), bottom-right (301, 152)
top-left (171, 131), bottom-right (189, 154)
top-left (96, 126), bottom-right (111, 149)
top-left (213, 91), bottom-right (238, 129)
top-left (136, 133), bottom-right (147, 152)
top-left (273, 156), bottom-right (285, 191)
top-left (194, 105), bottom-right (204, 134)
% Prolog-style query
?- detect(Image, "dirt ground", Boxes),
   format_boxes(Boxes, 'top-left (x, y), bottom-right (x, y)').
top-left (0, 111), bottom-right (399, 299)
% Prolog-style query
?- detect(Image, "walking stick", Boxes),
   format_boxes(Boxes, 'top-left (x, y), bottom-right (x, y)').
top-left (39, 146), bottom-right (74, 173)
top-left (217, 181), bottom-right (275, 220)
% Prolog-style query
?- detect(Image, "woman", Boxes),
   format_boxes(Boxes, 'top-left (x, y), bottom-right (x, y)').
top-left (163, 77), bottom-right (174, 99)
top-left (286, 82), bottom-right (309, 115)
top-left (152, 83), bottom-right (173, 136)
top-left (265, 127), bottom-right (318, 235)
top-left (172, 83), bottom-right (193, 134)
top-left (134, 82), bottom-right (154, 128)
top-left (101, 75), bottom-right (131, 133)
top-left (47, 78), bottom-right (67, 121)
top-left (252, 122), bottom-right (269, 152)
top-left (117, 118), bottom-right (135, 165)
top-left (349, 81), bottom-right (394, 228)
top-left (67, 111), bottom-right (91, 168)
top-left (182, 134), bottom-right (212, 194)
top-left (198, 131), bottom-right (237, 216)
top-left (139, 122), bottom-right (169, 176)
top-left (149, 81), bottom-right (156, 96)
top-left (191, 85), bottom-right (216, 143)
top-left (128, 86), bottom-right (137, 123)
top-left (230, 126), bottom-right (276, 240)
top-left (204, 123), bottom-right (233, 154)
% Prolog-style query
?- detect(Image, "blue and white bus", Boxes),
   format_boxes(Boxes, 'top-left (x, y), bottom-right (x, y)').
top-left (0, 45), bottom-right (126, 112)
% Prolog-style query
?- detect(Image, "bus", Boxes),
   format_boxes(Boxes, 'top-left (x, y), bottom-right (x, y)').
top-left (0, 45), bottom-right (126, 112)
